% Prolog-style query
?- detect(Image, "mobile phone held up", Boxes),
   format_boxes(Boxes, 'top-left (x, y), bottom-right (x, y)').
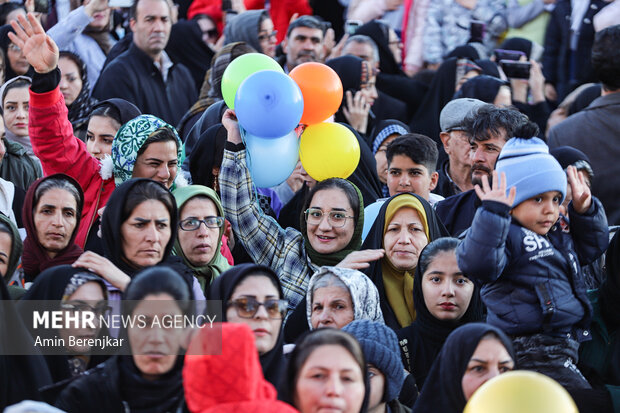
top-left (500, 60), bottom-right (531, 79)
top-left (470, 20), bottom-right (486, 43)
top-left (494, 49), bottom-right (526, 62)
top-left (34, 0), bottom-right (49, 13)
top-left (345, 20), bottom-right (362, 36)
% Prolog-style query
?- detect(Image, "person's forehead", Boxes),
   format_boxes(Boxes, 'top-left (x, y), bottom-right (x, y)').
top-left (390, 154), bottom-right (427, 170)
top-left (343, 42), bottom-right (374, 60)
top-left (289, 26), bottom-right (322, 39)
top-left (136, 0), bottom-right (170, 18)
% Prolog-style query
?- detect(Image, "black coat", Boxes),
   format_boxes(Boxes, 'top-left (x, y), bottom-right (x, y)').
top-left (93, 43), bottom-right (197, 125)
top-left (542, 0), bottom-right (608, 101)
top-left (435, 189), bottom-right (481, 237)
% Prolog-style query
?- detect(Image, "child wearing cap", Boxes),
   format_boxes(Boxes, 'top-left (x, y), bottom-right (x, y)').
top-left (456, 137), bottom-right (609, 389)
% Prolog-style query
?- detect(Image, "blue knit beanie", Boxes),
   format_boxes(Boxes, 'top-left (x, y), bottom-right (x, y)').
top-left (342, 320), bottom-right (405, 402)
top-left (495, 137), bottom-right (567, 207)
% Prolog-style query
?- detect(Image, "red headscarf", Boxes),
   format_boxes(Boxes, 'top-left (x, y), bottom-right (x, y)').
top-left (21, 173), bottom-right (84, 281)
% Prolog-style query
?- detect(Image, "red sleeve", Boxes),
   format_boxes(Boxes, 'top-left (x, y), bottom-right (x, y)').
top-left (29, 87), bottom-right (102, 191)
top-left (272, 0), bottom-right (313, 43)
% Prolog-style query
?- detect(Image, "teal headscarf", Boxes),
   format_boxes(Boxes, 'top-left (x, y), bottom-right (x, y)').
top-left (111, 114), bottom-right (185, 186)
top-left (172, 185), bottom-right (231, 291)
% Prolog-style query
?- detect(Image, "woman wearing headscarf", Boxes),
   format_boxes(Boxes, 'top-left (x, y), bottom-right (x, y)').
top-left (224, 10), bottom-right (276, 57)
top-left (208, 263), bottom-right (288, 387)
top-left (18, 267), bottom-right (110, 389)
top-left (21, 174), bottom-right (84, 282)
top-left (0, 25), bottom-right (33, 80)
top-left (361, 192), bottom-right (449, 330)
top-left (0, 278), bottom-right (52, 409)
top-left (177, 42), bottom-right (255, 150)
top-left (17, 18), bottom-right (183, 249)
top-left (412, 323), bottom-right (516, 413)
top-left (184, 323), bottom-right (298, 413)
top-left (173, 185), bottom-right (231, 291)
top-left (166, 19), bottom-right (215, 91)
top-left (1, 76), bottom-right (37, 161)
top-left (396, 238), bottom-right (483, 390)
top-left (55, 267), bottom-right (192, 412)
top-left (355, 20), bottom-right (429, 117)
top-left (326, 55), bottom-right (378, 137)
top-left (58, 51), bottom-right (98, 141)
top-left (410, 58), bottom-right (481, 157)
top-left (72, 178), bottom-right (203, 301)
top-left (46, 0), bottom-right (115, 90)
top-left (0, 212), bottom-right (23, 298)
top-left (453, 74), bottom-right (512, 106)
top-left (500, 37), bottom-right (544, 62)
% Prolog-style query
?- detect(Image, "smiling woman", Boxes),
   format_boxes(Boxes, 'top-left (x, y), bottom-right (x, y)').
top-left (21, 174), bottom-right (84, 282)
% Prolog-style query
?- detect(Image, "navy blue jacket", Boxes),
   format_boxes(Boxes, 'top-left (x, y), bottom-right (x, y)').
top-left (456, 199), bottom-right (608, 340)
top-left (435, 189), bottom-right (481, 237)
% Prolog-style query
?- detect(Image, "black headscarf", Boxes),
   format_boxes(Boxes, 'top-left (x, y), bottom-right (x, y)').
top-left (500, 37), bottom-right (534, 59)
top-left (208, 263), bottom-right (286, 388)
top-left (18, 266), bottom-right (109, 384)
top-left (410, 58), bottom-right (460, 145)
top-left (0, 278), bottom-right (53, 409)
top-left (0, 24), bottom-right (34, 80)
top-left (341, 123), bottom-right (383, 208)
top-left (568, 84), bottom-right (602, 116)
top-left (101, 178), bottom-right (178, 276)
top-left (60, 51), bottom-right (98, 134)
top-left (361, 193), bottom-right (449, 330)
top-left (182, 100), bottom-right (227, 170)
top-left (446, 45), bottom-right (483, 61)
top-left (355, 20), bottom-right (404, 76)
top-left (475, 59), bottom-right (501, 78)
top-left (166, 19), bottom-right (215, 90)
top-left (454, 74), bottom-right (509, 104)
top-left (189, 123), bottom-right (227, 189)
top-left (397, 241), bottom-right (484, 389)
top-left (91, 98), bottom-right (142, 125)
top-left (412, 323), bottom-right (516, 413)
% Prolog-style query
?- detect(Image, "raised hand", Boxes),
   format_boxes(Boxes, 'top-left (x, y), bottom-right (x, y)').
top-left (8, 13), bottom-right (58, 74)
top-left (221, 109), bottom-right (242, 144)
top-left (474, 171), bottom-right (516, 207)
top-left (567, 165), bottom-right (591, 214)
top-left (343, 90), bottom-right (370, 134)
top-left (336, 249), bottom-right (385, 270)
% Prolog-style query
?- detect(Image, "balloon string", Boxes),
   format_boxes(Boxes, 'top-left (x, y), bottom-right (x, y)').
top-left (239, 124), bottom-right (261, 209)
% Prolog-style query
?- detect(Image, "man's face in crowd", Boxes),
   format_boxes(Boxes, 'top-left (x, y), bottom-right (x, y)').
top-left (130, 0), bottom-right (172, 59)
top-left (283, 26), bottom-right (323, 70)
top-left (342, 41), bottom-right (378, 69)
top-left (470, 128), bottom-right (508, 187)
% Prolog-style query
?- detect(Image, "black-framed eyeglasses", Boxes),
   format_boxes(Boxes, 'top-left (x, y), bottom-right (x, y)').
top-left (205, 28), bottom-right (218, 38)
top-left (179, 217), bottom-right (224, 231)
top-left (304, 208), bottom-right (354, 228)
top-left (227, 297), bottom-right (288, 319)
top-left (61, 301), bottom-right (111, 317)
top-left (258, 30), bottom-right (278, 41)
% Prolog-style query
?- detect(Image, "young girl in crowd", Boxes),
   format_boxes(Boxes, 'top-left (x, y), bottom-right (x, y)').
top-left (458, 138), bottom-right (609, 388)
top-left (397, 237), bottom-right (483, 389)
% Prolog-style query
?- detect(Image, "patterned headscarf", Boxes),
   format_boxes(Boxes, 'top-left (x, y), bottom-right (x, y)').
top-left (110, 115), bottom-right (184, 186)
top-left (62, 272), bottom-right (108, 302)
top-left (306, 266), bottom-right (384, 329)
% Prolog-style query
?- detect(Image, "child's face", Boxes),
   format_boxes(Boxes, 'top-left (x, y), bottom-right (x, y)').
top-left (511, 191), bottom-right (562, 235)
top-left (387, 154), bottom-right (438, 201)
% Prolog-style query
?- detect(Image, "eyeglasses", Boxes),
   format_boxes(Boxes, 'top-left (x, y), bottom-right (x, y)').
top-left (258, 30), bottom-right (278, 41)
top-left (61, 302), bottom-right (111, 317)
top-left (179, 216), bottom-right (224, 231)
top-left (304, 208), bottom-right (354, 228)
top-left (227, 297), bottom-right (288, 319)
top-left (8, 43), bottom-right (21, 52)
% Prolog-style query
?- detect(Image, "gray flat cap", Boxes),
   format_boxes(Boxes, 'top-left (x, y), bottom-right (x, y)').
top-left (439, 98), bottom-right (486, 132)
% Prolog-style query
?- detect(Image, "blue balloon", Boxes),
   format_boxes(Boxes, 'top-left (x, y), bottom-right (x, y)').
top-left (245, 130), bottom-right (300, 188)
top-left (235, 70), bottom-right (304, 138)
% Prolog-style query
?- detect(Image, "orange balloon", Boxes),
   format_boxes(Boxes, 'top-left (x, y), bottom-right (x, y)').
top-left (290, 62), bottom-right (343, 126)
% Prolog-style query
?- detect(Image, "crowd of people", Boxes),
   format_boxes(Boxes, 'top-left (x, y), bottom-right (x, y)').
top-left (0, 0), bottom-right (619, 412)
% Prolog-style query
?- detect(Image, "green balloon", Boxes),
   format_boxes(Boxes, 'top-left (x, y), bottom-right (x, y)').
top-left (221, 53), bottom-right (284, 110)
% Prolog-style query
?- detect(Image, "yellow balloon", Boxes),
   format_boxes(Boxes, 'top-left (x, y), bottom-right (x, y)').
top-left (464, 371), bottom-right (579, 413)
top-left (299, 123), bottom-right (360, 181)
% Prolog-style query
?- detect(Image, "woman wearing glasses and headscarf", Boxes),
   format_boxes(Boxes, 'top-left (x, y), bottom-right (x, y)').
top-left (208, 263), bottom-right (289, 388)
top-left (172, 185), bottom-right (231, 293)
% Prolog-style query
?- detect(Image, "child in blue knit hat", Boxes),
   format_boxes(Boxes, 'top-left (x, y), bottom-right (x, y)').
top-left (456, 137), bottom-right (609, 389)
